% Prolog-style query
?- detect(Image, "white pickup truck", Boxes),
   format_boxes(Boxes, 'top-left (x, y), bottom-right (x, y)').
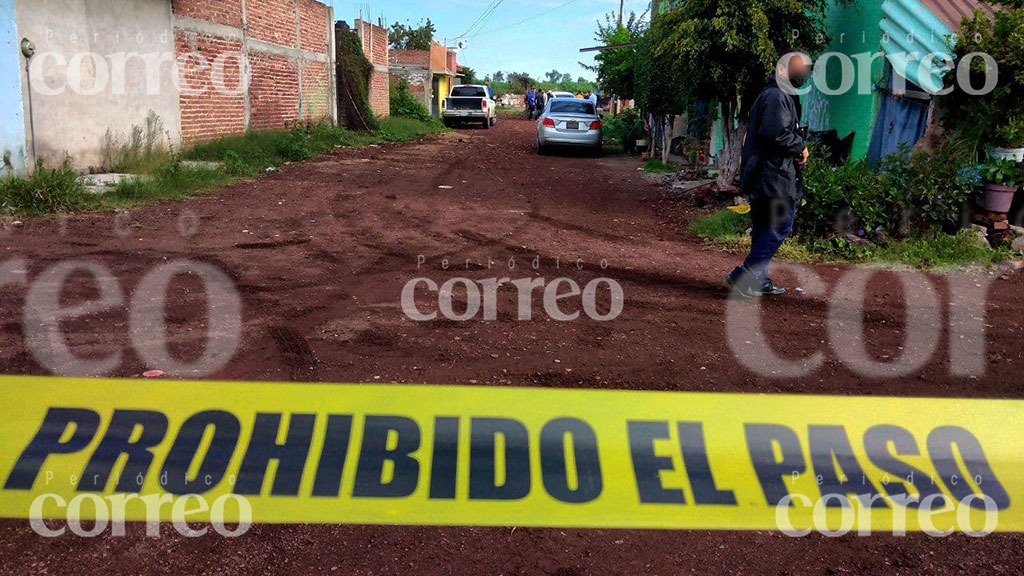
top-left (442, 85), bottom-right (497, 129)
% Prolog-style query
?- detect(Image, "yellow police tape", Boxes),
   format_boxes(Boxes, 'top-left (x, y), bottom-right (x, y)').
top-left (0, 375), bottom-right (1020, 533)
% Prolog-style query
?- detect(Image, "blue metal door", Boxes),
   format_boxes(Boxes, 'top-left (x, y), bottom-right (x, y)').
top-left (867, 72), bottom-right (929, 162)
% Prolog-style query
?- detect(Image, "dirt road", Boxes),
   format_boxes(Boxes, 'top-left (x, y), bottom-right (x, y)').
top-left (1, 117), bottom-right (1023, 574)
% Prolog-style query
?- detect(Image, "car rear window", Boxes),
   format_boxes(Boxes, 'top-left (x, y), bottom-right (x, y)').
top-left (451, 86), bottom-right (487, 97)
top-left (549, 100), bottom-right (596, 115)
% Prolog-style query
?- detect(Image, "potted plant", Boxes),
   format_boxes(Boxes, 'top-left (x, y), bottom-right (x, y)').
top-left (944, 4), bottom-right (1024, 162)
top-left (990, 117), bottom-right (1024, 162)
top-left (978, 158), bottom-right (1022, 213)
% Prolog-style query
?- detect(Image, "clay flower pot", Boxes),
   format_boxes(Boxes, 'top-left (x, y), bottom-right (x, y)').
top-left (978, 183), bottom-right (1019, 213)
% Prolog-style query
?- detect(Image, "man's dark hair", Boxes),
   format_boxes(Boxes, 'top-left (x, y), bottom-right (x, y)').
top-left (778, 46), bottom-right (810, 57)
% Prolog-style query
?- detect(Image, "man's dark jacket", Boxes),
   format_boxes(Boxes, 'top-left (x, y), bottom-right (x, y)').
top-left (738, 76), bottom-right (807, 201)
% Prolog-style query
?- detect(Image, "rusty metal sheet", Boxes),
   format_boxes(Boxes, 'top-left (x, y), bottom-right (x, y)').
top-left (919, 0), bottom-right (994, 29)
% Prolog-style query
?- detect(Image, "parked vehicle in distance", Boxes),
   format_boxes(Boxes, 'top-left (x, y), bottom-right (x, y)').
top-left (550, 91), bottom-right (576, 99)
top-left (442, 85), bottom-right (497, 129)
top-left (537, 98), bottom-right (603, 156)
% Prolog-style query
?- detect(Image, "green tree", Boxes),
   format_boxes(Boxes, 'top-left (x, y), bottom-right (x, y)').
top-left (508, 72), bottom-right (537, 93)
top-left (493, 71), bottom-right (506, 83)
top-left (461, 66), bottom-right (480, 85)
top-left (649, 0), bottom-right (837, 189)
top-left (942, 1), bottom-right (1024, 157)
top-left (545, 69), bottom-right (563, 83)
top-left (389, 19), bottom-right (436, 50)
top-left (583, 11), bottom-right (647, 100)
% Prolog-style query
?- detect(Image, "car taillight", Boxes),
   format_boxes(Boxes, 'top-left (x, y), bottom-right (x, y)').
top-left (542, 118), bottom-right (556, 127)
top-left (590, 120), bottom-right (603, 130)
top-left (481, 100), bottom-right (488, 109)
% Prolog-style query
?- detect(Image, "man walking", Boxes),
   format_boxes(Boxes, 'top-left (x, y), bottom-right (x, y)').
top-left (727, 51), bottom-right (812, 298)
top-left (525, 87), bottom-right (536, 120)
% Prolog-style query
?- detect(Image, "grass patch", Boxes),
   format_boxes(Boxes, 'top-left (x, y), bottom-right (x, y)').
top-left (2, 118), bottom-right (445, 217)
top-left (98, 164), bottom-right (232, 209)
top-left (0, 161), bottom-right (91, 216)
top-left (497, 105), bottom-right (526, 117)
top-left (643, 158), bottom-right (677, 174)
top-left (688, 208), bottom-right (747, 239)
top-left (183, 124), bottom-right (374, 177)
top-left (690, 208), bottom-right (1019, 270)
top-left (378, 116), bottom-right (446, 142)
top-left (184, 119), bottom-right (443, 177)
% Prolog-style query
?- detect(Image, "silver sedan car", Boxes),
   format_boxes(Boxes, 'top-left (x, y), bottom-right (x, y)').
top-left (537, 98), bottom-right (603, 156)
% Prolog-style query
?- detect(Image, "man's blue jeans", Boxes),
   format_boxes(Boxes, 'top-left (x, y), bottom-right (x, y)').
top-left (730, 197), bottom-right (796, 285)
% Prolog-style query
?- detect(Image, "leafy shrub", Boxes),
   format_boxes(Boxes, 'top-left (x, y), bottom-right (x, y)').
top-left (390, 79), bottom-right (432, 122)
top-left (277, 129), bottom-right (313, 162)
top-left (603, 108), bottom-right (643, 152)
top-left (943, 5), bottom-right (1024, 150)
top-left (901, 149), bottom-right (977, 232)
top-left (799, 146), bottom-right (975, 238)
top-left (799, 155), bottom-right (890, 237)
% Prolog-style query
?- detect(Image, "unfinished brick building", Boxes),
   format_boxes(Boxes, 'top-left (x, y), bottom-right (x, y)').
top-left (8, 0), bottom-right (337, 171)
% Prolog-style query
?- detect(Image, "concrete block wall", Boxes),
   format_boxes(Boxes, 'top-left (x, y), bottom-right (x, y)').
top-left (389, 50), bottom-right (432, 110)
top-left (355, 20), bottom-right (389, 117)
top-left (14, 0), bottom-right (184, 171)
top-left (9, 0), bottom-right (335, 171)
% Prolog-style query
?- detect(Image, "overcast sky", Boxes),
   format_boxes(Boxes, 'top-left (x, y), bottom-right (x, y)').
top-left (329, 0), bottom-right (651, 80)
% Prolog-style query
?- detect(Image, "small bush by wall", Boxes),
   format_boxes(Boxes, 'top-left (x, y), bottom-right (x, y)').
top-left (389, 79), bottom-right (432, 122)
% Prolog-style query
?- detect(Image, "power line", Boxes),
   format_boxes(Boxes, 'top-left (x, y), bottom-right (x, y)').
top-left (466, 0), bottom-right (578, 39)
top-left (464, 1), bottom-right (503, 38)
top-left (453, 0), bottom-right (505, 41)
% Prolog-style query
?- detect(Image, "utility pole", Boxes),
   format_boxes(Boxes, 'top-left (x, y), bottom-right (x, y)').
top-left (618, 0), bottom-right (624, 26)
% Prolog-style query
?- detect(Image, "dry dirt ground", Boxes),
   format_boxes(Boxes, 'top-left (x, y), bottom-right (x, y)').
top-left (1, 117), bottom-right (1023, 575)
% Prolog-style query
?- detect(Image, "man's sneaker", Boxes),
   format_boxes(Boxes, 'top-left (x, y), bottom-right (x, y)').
top-left (726, 274), bottom-right (756, 299)
top-left (754, 278), bottom-right (786, 297)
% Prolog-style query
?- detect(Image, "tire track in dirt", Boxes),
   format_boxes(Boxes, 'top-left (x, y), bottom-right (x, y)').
top-left (1, 117), bottom-right (1023, 575)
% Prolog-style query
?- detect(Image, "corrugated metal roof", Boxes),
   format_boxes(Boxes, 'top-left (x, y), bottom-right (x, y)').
top-left (879, 0), bottom-right (996, 93)
top-left (881, 0), bottom-right (955, 93)
top-left (919, 0), bottom-right (994, 30)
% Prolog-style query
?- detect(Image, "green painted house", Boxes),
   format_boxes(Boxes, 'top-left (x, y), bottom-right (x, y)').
top-left (652, 0), bottom-right (992, 165)
top-left (804, 0), bottom-right (992, 160)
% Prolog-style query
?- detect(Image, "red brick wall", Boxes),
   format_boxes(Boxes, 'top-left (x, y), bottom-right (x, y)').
top-left (249, 53), bottom-right (300, 130)
top-left (301, 60), bottom-right (330, 121)
top-left (391, 50), bottom-right (429, 66)
top-left (172, 0), bottom-right (244, 28)
top-left (300, 0), bottom-right (330, 53)
top-left (356, 20), bottom-right (390, 118)
top-left (367, 72), bottom-right (389, 118)
top-left (175, 31), bottom-right (247, 142)
top-left (172, 0), bottom-right (334, 143)
top-left (247, 0), bottom-right (299, 48)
